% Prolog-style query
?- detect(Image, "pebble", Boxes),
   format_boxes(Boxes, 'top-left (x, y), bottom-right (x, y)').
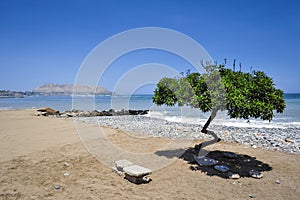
top-left (285, 138), bottom-right (294, 143)
top-left (63, 172), bottom-right (70, 176)
top-left (249, 194), bottom-right (256, 198)
top-left (249, 170), bottom-right (263, 179)
top-left (77, 115), bottom-right (300, 154)
top-left (54, 185), bottom-right (61, 190)
top-left (275, 180), bottom-right (281, 184)
top-left (228, 173), bottom-right (240, 179)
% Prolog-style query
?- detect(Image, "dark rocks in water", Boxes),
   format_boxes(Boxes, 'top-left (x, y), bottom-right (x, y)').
top-left (129, 110), bottom-right (149, 115)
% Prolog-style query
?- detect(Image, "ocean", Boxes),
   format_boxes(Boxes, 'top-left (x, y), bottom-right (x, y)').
top-left (0, 94), bottom-right (299, 129)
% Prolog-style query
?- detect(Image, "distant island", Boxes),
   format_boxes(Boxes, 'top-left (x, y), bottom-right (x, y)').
top-left (34, 84), bottom-right (112, 95)
top-left (0, 84), bottom-right (112, 98)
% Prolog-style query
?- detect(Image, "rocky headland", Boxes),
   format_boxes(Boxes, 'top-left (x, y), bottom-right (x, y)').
top-left (34, 84), bottom-right (112, 95)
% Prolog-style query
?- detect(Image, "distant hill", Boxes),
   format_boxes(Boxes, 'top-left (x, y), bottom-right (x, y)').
top-left (34, 84), bottom-right (112, 95)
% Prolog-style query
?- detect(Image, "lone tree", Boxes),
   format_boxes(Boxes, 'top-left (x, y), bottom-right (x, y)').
top-left (153, 65), bottom-right (285, 152)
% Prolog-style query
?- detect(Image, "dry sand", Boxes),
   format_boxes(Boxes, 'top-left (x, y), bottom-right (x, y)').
top-left (0, 110), bottom-right (299, 199)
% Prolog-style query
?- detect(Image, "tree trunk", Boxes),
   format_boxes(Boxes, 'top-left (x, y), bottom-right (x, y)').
top-left (197, 109), bottom-right (220, 156)
top-left (201, 109), bottom-right (217, 134)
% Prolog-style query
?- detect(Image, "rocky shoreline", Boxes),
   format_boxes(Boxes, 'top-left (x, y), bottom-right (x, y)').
top-left (36, 107), bottom-right (149, 117)
top-left (76, 115), bottom-right (300, 154)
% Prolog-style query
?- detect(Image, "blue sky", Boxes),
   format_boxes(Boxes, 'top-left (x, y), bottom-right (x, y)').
top-left (0, 0), bottom-right (299, 93)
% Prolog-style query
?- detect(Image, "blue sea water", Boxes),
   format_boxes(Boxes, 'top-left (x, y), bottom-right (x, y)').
top-left (0, 94), bottom-right (299, 128)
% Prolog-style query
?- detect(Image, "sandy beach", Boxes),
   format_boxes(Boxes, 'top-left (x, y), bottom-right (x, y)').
top-left (0, 110), bottom-right (299, 199)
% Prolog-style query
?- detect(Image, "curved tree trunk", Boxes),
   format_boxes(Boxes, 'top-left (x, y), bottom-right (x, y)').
top-left (197, 109), bottom-right (220, 156)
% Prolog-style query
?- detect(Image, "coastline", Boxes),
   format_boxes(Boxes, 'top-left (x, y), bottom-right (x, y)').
top-left (0, 109), bottom-right (299, 199)
top-left (77, 115), bottom-right (300, 154)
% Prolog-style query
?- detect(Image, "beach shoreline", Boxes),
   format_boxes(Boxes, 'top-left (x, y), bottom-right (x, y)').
top-left (77, 115), bottom-right (300, 154)
top-left (0, 109), bottom-right (299, 199)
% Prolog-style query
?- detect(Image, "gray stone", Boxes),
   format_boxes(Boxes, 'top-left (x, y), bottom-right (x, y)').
top-left (214, 165), bottom-right (229, 173)
top-left (123, 165), bottom-right (152, 177)
top-left (113, 159), bottom-right (133, 175)
top-left (194, 156), bottom-right (218, 167)
top-left (115, 159), bottom-right (133, 170)
top-left (54, 185), bottom-right (61, 190)
top-left (123, 165), bottom-right (152, 184)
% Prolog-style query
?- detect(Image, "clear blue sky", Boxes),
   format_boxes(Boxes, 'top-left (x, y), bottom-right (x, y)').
top-left (0, 0), bottom-right (299, 93)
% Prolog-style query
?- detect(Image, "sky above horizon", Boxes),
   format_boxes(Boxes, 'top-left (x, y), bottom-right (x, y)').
top-left (0, 0), bottom-right (299, 93)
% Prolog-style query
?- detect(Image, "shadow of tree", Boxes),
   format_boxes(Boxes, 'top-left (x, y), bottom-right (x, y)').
top-left (155, 144), bottom-right (272, 179)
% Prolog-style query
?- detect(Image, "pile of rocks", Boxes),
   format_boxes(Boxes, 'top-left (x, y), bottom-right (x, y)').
top-left (60, 109), bottom-right (149, 117)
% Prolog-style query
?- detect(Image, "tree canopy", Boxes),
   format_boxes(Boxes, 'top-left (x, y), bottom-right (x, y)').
top-left (153, 65), bottom-right (285, 122)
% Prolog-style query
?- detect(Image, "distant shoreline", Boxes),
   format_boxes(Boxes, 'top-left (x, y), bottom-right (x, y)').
top-left (0, 96), bottom-right (19, 98)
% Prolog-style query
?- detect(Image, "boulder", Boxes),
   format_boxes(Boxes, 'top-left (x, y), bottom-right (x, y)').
top-left (37, 107), bottom-right (59, 115)
top-left (123, 165), bottom-right (152, 184)
top-left (90, 110), bottom-right (101, 116)
top-left (113, 159), bottom-right (133, 175)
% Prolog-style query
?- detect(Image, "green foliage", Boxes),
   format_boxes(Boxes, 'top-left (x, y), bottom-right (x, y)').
top-left (153, 65), bottom-right (286, 121)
